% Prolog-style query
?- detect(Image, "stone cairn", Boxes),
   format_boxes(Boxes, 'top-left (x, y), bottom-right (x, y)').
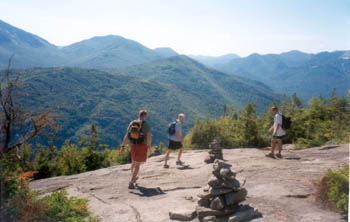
top-left (195, 160), bottom-right (261, 222)
top-left (204, 139), bottom-right (223, 164)
top-left (148, 146), bottom-right (162, 158)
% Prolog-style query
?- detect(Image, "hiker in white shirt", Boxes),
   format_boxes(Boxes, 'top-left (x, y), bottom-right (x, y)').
top-left (266, 107), bottom-right (286, 158)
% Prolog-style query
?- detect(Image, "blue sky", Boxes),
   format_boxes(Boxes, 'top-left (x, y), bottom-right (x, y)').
top-left (1, 0), bottom-right (349, 56)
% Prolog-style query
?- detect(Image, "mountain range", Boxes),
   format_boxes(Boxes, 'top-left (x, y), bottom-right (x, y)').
top-left (212, 50), bottom-right (350, 100)
top-left (1, 19), bottom-right (348, 146)
top-left (15, 56), bottom-right (279, 146)
top-left (0, 20), bottom-right (175, 69)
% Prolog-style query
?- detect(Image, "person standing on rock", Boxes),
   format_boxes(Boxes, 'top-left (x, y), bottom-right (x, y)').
top-left (164, 113), bottom-right (185, 168)
top-left (266, 106), bottom-right (285, 158)
top-left (121, 110), bottom-right (152, 189)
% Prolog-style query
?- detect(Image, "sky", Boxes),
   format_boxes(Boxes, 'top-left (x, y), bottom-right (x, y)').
top-left (1, 0), bottom-right (349, 57)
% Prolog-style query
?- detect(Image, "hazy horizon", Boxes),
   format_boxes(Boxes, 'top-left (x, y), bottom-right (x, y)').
top-left (1, 0), bottom-right (349, 57)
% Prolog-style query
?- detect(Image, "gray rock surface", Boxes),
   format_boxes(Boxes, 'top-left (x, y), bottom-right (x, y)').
top-left (29, 144), bottom-right (349, 222)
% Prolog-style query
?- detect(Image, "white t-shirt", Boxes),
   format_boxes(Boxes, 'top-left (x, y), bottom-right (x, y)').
top-left (169, 120), bottom-right (182, 142)
top-left (273, 112), bottom-right (286, 137)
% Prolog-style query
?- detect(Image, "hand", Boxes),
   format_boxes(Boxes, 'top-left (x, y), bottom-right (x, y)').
top-left (120, 145), bottom-right (125, 153)
top-left (268, 127), bottom-right (273, 133)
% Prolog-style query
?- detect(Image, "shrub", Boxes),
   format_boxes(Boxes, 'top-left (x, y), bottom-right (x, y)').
top-left (107, 146), bottom-right (131, 165)
top-left (57, 143), bottom-right (86, 175)
top-left (42, 190), bottom-right (99, 222)
top-left (327, 165), bottom-right (349, 217)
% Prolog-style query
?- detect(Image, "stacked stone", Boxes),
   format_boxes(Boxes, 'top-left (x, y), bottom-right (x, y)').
top-left (196, 160), bottom-right (261, 222)
top-left (148, 146), bottom-right (162, 157)
top-left (204, 139), bottom-right (223, 164)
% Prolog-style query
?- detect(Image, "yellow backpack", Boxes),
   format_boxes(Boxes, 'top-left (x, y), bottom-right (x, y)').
top-left (128, 120), bottom-right (144, 144)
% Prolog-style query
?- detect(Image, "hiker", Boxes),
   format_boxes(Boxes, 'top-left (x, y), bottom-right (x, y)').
top-left (266, 106), bottom-right (285, 158)
top-left (121, 110), bottom-right (152, 189)
top-left (164, 113), bottom-right (185, 168)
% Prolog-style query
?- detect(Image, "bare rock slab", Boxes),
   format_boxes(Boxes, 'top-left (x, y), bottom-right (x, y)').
top-left (169, 210), bottom-right (197, 221)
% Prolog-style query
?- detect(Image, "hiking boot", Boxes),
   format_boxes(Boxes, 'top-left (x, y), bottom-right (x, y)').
top-left (163, 164), bottom-right (169, 169)
top-left (176, 160), bottom-right (184, 166)
top-left (265, 153), bottom-right (275, 159)
top-left (128, 181), bottom-right (135, 189)
top-left (276, 153), bottom-right (282, 158)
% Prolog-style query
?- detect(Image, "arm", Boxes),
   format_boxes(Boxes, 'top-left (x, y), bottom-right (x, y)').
top-left (147, 132), bottom-right (152, 150)
top-left (175, 131), bottom-right (183, 144)
top-left (274, 123), bottom-right (281, 137)
top-left (120, 127), bottom-right (129, 153)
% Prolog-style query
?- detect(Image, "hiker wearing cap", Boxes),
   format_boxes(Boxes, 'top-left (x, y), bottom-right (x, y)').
top-left (266, 107), bottom-right (285, 159)
top-left (164, 113), bottom-right (185, 168)
top-left (121, 110), bottom-right (152, 189)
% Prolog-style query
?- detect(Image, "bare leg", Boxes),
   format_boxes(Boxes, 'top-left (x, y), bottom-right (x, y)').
top-left (177, 148), bottom-right (183, 161)
top-left (270, 139), bottom-right (276, 154)
top-left (277, 139), bottom-right (283, 154)
top-left (131, 161), bottom-right (135, 176)
top-left (131, 161), bottom-right (141, 183)
top-left (164, 149), bottom-right (171, 165)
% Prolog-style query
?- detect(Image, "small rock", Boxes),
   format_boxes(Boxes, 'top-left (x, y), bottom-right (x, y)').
top-left (185, 196), bottom-right (194, 201)
top-left (210, 187), bottom-right (233, 196)
top-left (201, 215), bottom-right (217, 222)
top-left (228, 205), bottom-right (262, 222)
top-left (197, 192), bottom-right (213, 200)
top-left (169, 210), bottom-right (197, 221)
top-left (222, 179), bottom-right (240, 191)
top-left (208, 176), bottom-right (224, 188)
top-left (210, 196), bottom-right (225, 210)
top-left (224, 189), bottom-right (248, 206)
top-left (198, 198), bottom-right (211, 207)
top-left (196, 206), bottom-right (237, 219)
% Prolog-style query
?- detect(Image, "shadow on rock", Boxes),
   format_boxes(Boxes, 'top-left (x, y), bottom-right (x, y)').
top-left (320, 146), bottom-right (339, 150)
top-left (131, 186), bottom-right (165, 197)
top-left (177, 165), bottom-right (194, 170)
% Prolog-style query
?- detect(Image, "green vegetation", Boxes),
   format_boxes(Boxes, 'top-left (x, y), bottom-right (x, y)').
top-left (1, 150), bottom-right (99, 221)
top-left (12, 55), bottom-right (279, 147)
top-left (185, 93), bottom-right (350, 149)
top-left (327, 166), bottom-right (349, 217)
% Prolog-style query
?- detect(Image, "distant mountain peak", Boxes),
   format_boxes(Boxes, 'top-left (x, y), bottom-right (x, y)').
top-left (154, 47), bottom-right (178, 58)
top-left (0, 20), bottom-right (54, 48)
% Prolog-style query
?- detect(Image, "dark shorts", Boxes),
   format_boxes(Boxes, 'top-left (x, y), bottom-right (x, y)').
top-left (131, 144), bottom-right (148, 162)
top-left (272, 135), bottom-right (286, 140)
top-left (168, 140), bottom-right (183, 150)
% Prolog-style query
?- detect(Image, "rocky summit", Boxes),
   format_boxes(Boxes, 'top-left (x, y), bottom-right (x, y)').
top-left (30, 144), bottom-right (349, 222)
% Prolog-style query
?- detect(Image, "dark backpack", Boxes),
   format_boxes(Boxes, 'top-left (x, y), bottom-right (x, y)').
top-left (168, 120), bottom-right (177, 135)
top-left (128, 120), bottom-right (144, 144)
top-left (281, 115), bottom-right (291, 130)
